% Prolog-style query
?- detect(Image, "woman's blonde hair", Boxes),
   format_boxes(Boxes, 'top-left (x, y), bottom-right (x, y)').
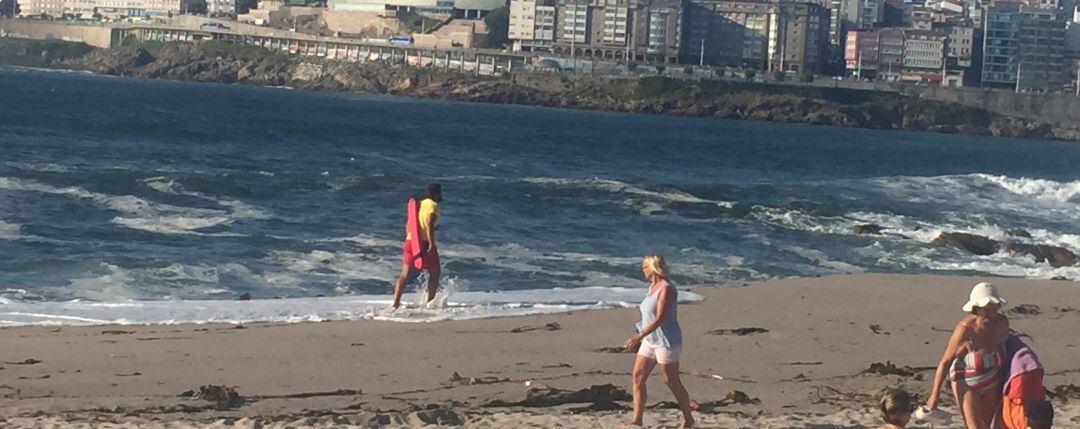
top-left (879, 388), bottom-right (913, 425)
top-left (642, 253), bottom-right (670, 278)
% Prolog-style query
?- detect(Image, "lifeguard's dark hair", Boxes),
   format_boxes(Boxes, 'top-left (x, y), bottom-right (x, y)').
top-left (424, 183), bottom-right (442, 199)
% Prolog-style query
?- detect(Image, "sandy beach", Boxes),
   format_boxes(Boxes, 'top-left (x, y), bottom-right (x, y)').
top-left (2, 274), bottom-right (1079, 428)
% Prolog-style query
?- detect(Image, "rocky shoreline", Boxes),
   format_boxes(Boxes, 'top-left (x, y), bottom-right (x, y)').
top-left (4, 38), bottom-right (1080, 141)
top-left (853, 224), bottom-right (1078, 273)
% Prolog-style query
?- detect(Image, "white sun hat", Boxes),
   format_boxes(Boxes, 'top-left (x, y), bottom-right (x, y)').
top-left (962, 282), bottom-right (1007, 312)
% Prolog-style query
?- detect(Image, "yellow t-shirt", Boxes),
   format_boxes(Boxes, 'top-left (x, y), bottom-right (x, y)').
top-left (408, 198), bottom-right (439, 242)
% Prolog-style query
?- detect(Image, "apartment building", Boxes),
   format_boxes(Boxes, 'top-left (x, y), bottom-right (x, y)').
top-left (682, 0), bottom-right (829, 73)
top-left (982, 3), bottom-right (1068, 90)
top-left (629, 0), bottom-right (682, 63)
top-left (19, 0), bottom-right (199, 18)
top-left (509, 0), bottom-right (557, 51)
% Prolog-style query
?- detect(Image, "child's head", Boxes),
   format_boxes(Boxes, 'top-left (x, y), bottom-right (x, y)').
top-left (1025, 400), bottom-right (1053, 429)
top-left (879, 388), bottom-right (914, 427)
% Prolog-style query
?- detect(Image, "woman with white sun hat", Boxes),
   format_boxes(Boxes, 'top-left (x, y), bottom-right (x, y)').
top-left (925, 282), bottom-right (1011, 429)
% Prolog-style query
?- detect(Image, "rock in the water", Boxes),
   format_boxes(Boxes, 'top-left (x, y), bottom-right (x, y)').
top-left (1006, 229), bottom-right (1032, 238)
top-left (1002, 242), bottom-right (1077, 267)
top-left (411, 408), bottom-right (463, 426)
top-left (930, 232), bottom-right (1000, 256)
top-left (853, 224), bottom-right (884, 235)
top-left (239, 292), bottom-right (252, 301)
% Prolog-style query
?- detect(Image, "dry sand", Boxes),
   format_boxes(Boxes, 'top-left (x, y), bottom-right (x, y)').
top-left (1, 274), bottom-right (1079, 428)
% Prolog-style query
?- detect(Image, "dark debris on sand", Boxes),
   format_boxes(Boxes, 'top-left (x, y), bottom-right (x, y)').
top-left (1049, 384), bottom-right (1080, 402)
top-left (651, 390), bottom-right (762, 411)
top-left (411, 408), bottom-right (464, 425)
top-left (706, 327), bottom-right (769, 336)
top-left (1008, 304), bottom-right (1042, 317)
top-left (593, 346), bottom-right (635, 354)
top-left (184, 385), bottom-right (244, 410)
top-left (483, 384), bottom-right (631, 408)
top-left (447, 372), bottom-right (509, 386)
top-left (862, 361), bottom-right (933, 379)
top-left (3, 359), bottom-right (42, 365)
top-left (510, 322), bottom-right (561, 333)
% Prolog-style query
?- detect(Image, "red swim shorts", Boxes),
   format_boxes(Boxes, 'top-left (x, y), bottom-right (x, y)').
top-left (402, 241), bottom-right (440, 271)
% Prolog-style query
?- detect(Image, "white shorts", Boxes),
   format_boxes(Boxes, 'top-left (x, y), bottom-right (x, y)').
top-left (637, 342), bottom-right (682, 364)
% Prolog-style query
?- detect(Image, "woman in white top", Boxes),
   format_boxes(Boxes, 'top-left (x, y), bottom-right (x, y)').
top-left (622, 253), bottom-right (694, 428)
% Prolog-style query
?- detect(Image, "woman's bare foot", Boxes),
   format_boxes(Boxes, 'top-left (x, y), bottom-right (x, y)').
top-left (622, 419), bottom-right (643, 427)
top-left (689, 399), bottom-right (700, 411)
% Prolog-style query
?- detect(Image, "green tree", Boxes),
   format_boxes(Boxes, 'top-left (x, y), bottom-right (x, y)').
top-left (484, 5), bottom-right (509, 48)
top-left (800, 72), bottom-right (814, 83)
top-left (0, 0), bottom-right (20, 18)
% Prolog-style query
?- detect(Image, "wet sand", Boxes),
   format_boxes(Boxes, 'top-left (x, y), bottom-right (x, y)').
top-left (2, 274), bottom-right (1079, 428)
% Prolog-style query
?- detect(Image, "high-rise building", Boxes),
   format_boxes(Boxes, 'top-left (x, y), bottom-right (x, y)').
top-left (629, 0), bottom-right (682, 63)
top-left (842, 0), bottom-right (884, 29)
top-left (682, 0), bottom-right (829, 73)
top-left (514, 0), bottom-right (680, 63)
top-left (509, 0), bottom-right (557, 51)
top-left (18, 0), bottom-right (200, 18)
top-left (682, 0), bottom-right (773, 68)
top-left (982, 3), bottom-right (1068, 90)
top-left (771, 1), bottom-right (831, 73)
top-left (18, 0), bottom-right (67, 16)
top-left (844, 28), bottom-right (880, 76)
top-left (901, 29), bottom-right (946, 77)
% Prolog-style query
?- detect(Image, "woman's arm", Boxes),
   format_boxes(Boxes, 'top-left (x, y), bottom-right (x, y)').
top-left (927, 321), bottom-right (968, 409)
top-left (625, 283), bottom-right (675, 348)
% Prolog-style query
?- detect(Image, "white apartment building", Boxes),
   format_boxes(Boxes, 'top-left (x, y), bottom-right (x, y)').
top-left (328, 0), bottom-right (500, 16)
top-left (207, 0), bottom-right (239, 15)
top-left (601, 2), bottom-right (628, 45)
top-left (902, 29), bottom-right (945, 70)
top-left (559, 2), bottom-right (587, 43)
top-left (509, 0), bottom-right (557, 50)
top-left (17, 0), bottom-right (67, 17)
top-left (20, 0), bottom-right (196, 18)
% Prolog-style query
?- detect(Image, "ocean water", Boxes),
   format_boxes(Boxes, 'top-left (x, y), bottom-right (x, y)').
top-left (2, 67), bottom-right (1080, 326)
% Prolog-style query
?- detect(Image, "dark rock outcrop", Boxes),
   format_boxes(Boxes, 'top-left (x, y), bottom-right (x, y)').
top-left (1002, 242), bottom-right (1077, 267)
top-left (853, 224), bottom-right (884, 235)
top-left (931, 232), bottom-right (1001, 256)
top-left (1006, 229), bottom-right (1033, 239)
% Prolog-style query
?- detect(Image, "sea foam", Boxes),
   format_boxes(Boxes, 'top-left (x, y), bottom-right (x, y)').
top-left (0, 287), bottom-right (705, 326)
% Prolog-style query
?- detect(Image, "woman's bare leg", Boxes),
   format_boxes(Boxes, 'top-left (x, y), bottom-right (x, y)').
top-left (954, 381), bottom-right (982, 429)
top-left (659, 361), bottom-right (695, 428)
top-left (975, 383), bottom-right (1002, 429)
top-left (625, 354), bottom-right (656, 426)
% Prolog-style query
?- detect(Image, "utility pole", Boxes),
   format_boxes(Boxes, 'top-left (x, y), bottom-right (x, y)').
top-left (1015, 61), bottom-right (1022, 93)
top-left (777, 0), bottom-right (786, 74)
top-left (1075, 61), bottom-right (1079, 97)
top-left (699, 38), bottom-right (704, 67)
top-left (624, 17), bottom-right (630, 65)
top-left (569, 4), bottom-right (576, 73)
top-left (856, 50), bottom-right (862, 79)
